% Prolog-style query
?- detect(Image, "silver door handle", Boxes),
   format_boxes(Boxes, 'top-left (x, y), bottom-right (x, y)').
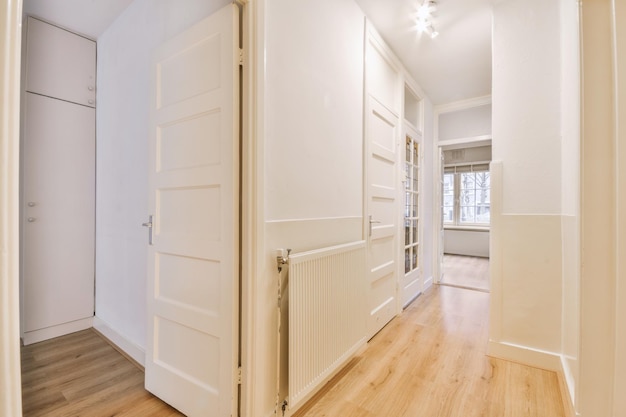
top-left (369, 215), bottom-right (381, 237)
top-left (142, 215), bottom-right (153, 245)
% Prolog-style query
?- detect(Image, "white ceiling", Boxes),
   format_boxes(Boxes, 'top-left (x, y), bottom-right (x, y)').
top-left (23, 0), bottom-right (492, 106)
top-left (354, 0), bottom-right (493, 106)
top-left (23, 0), bottom-right (134, 39)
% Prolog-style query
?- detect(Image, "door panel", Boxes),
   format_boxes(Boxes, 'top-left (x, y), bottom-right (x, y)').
top-left (145, 5), bottom-right (239, 417)
top-left (22, 92), bottom-right (95, 339)
top-left (401, 128), bottom-right (422, 306)
top-left (366, 94), bottom-right (399, 338)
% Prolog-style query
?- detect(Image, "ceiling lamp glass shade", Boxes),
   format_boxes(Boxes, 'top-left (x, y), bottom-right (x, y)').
top-left (415, 0), bottom-right (438, 39)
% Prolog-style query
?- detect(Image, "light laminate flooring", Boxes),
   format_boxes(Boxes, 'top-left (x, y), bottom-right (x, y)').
top-left (441, 254), bottom-right (490, 291)
top-left (294, 285), bottom-right (566, 417)
top-left (21, 329), bottom-right (183, 417)
top-left (22, 286), bottom-right (566, 417)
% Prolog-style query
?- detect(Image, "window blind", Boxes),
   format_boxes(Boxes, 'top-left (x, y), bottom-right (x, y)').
top-left (444, 162), bottom-right (490, 174)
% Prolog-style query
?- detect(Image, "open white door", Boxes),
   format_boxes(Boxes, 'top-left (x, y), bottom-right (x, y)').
top-left (145, 5), bottom-right (240, 417)
top-left (400, 127), bottom-right (422, 307)
top-left (437, 147), bottom-right (445, 283)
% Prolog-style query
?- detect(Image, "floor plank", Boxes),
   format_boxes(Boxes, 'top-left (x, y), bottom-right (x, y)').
top-left (294, 285), bottom-right (565, 417)
top-left (21, 329), bottom-right (183, 417)
top-left (441, 254), bottom-right (490, 291)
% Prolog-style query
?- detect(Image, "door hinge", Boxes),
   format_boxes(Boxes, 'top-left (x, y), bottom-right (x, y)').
top-left (238, 48), bottom-right (243, 66)
top-left (237, 366), bottom-right (242, 384)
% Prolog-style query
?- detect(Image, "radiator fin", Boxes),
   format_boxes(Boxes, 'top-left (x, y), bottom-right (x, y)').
top-left (288, 240), bottom-right (367, 412)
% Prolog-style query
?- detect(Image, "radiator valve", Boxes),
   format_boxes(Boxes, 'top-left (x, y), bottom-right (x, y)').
top-left (276, 248), bottom-right (291, 273)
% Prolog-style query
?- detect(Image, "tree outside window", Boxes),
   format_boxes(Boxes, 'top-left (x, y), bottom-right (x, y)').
top-left (444, 170), bottom-right (490, 226)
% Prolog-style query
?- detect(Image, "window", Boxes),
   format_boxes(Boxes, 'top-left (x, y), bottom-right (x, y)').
top-left (404, 136), bottom-right (420, 274)
top-left (443, 166), bottom-right (490, 226)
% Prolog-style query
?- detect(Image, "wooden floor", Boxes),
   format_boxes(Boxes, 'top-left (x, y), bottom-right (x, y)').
top-left (21, 329), bottom-right (183, 417)
top-left (295, 285), bottom-right (566, 417)
top-left (441, 254), bottom-right (490, 291)
top-left (22, 286), bottom-right (566, 417)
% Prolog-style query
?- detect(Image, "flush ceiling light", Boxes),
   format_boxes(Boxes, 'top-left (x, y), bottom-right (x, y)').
top-left (415, 0), bottom-right (438, 39)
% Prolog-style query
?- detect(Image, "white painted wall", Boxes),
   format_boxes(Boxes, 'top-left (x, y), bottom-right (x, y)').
top-left (438, 104), bottom-right (491, 141)
top-left (95, 0), bottom-right (230, 359)
top-left (444, 229), bottom-right (489, 257)
top-left (490, 0), bottom-right (563, 363)
top-left (493, 2), bottom-right (562, 215)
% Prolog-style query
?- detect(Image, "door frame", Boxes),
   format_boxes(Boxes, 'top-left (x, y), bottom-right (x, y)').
top-left (432, 97), bottom-right (492, 285)
top-left (240, 0), bottom-right (261, 415)
top-left (0, 0), bottom-right (24, 415)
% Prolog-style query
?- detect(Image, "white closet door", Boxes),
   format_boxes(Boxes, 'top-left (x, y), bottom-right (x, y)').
top-left (24, 17), bottom-right (96, 107)
top-left (22, 92), bottom-right (95, 343)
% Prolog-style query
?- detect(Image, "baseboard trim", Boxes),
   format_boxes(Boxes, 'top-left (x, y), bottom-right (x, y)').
top-left (22, 316), bottom-right (93, 345)
top-left (423, 275), bottom-right (433, 289)
top-left (558, 356), bottom-right (579, 417)
top-left (93, 316), bottom-right (145, 367)
top-left (557, 369), bottom-right (578, 417)
top-left (487, 340), bottom-right (561, 371)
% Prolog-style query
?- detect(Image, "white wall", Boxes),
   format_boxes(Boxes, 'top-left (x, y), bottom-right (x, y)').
top-left (95, 0), bottom-right (230, 359)
top-left (438, 104), bottom-right (492, 141)
top-left (444, 230), bottom-right (489, 257)
top-left (490, 0), bottom-right (563, 364)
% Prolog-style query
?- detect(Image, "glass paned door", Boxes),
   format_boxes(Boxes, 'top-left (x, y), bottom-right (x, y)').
top-left (404, 136), bottom-right (420, 275)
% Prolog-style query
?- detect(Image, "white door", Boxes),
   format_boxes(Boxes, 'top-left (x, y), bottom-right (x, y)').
top-left (437, 147), bottom-right (445, 283)
top-left (22, 92), bottom-right (95, 344)
top-left (145, 5), bottom-right (239, 417)
top-left (401, 127), bottom-right (422, 307)
top-left (365, 95), bottom-right (399, 338)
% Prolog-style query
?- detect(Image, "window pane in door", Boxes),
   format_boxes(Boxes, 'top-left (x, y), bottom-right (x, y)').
top-left (405, 219), bottom-right (410, 245)
top-left (405, 248), bottom-right (411, 273)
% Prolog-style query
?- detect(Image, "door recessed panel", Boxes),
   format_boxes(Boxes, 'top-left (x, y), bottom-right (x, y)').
top-left (155, 317), bottom-right (220, 388)
top-left (157, 110), bottom-right (221, 172)
top-left (157, 35), bottom-right (221, 109)
top-left (370, 109), bottom-right (396, 153)
top-left (370, 236), bottom-right (394, 271)
top-left (155, 253), bottom-right (220, 315)
top-left (157, 186), bottom-right (221, 248)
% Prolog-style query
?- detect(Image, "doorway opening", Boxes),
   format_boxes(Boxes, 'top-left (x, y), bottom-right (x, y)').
top-left (436, 139), bottom-right (492, 292)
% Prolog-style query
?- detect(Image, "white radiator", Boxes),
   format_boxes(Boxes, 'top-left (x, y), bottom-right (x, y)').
top-left (288, 240), bottom-right (367, 412)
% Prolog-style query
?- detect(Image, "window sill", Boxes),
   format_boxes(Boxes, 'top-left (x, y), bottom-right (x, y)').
top-left (444, 225), bottom-right (490, 232)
